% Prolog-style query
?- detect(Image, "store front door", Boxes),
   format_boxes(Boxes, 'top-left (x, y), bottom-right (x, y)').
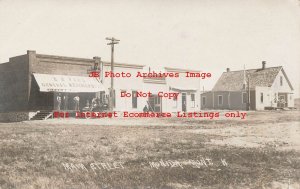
top-left (182, 93), bottom-right (187, 112)
top-left (148, 95), bottom-right (162, 112)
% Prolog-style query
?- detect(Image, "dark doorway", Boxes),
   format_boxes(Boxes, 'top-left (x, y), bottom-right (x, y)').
top-left (148, 95), bottom-right (162, 112)
top-left (278, 93), bottom-right (287, 108)
top-left (182, 93), bottom-right (186, 112)
top-left (29, 78), bottom-right (54, 111)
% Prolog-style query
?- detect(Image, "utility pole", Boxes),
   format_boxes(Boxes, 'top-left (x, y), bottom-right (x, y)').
top-left (247, 75), bottom-right (251, 111)
top-left (106, 37), bottom-right (120, 111)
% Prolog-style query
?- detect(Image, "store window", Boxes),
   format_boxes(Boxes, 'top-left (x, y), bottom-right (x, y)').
top-left (191, 93), bottom-right (195, 107)
top-left (260, 93), bottom-right (264, 103)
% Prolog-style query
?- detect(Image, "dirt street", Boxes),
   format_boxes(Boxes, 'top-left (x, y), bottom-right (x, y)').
top-left (0, 111), bottom-right (299, 188)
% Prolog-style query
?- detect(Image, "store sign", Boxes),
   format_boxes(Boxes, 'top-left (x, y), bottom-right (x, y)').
top-left (33, 73), bottom-right (105, 93)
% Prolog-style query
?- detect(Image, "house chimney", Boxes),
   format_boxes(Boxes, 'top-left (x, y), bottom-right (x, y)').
top-left (262, 61), bottom-right (266, 69)
top-left (226, 68), bottom-right (230, 72)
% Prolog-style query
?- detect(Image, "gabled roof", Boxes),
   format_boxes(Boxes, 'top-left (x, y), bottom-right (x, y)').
top-left (212, 66), bottom-right (293, 91)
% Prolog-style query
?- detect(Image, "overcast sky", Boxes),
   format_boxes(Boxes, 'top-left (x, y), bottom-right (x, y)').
top-left (0, 0), bottom-right (299, 96)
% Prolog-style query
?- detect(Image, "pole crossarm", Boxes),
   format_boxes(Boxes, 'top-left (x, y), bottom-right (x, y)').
top-left (106, 37), bottom-right (120, 42)
top-left (107, 42), bottom-right (119, 45)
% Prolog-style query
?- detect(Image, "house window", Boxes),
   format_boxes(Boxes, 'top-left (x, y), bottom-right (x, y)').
top-left (218, 95), bottom-right (223, 105)
top-left (191, 93), bottom-right (195, 107)
top-left (202, 96), bottom-right (206, 106)
top-left (260, 93), bottom-right (264, 103)
top-left (132, 90), bottom-right (137, 108)
top-left (280, 76), bottom-right (283, 86)
top-left (242, 92), bottom-right (247, 104)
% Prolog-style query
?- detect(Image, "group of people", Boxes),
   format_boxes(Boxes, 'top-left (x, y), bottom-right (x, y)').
top-left (83, 96), bottom-right (109, 111)
top-left (56, 93), bottom-right (155, 112)
top-left (56, 94), bottom-right (80, 111)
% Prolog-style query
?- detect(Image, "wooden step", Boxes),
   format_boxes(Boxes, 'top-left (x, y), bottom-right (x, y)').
top-left (30, 111), bottom-right (53, 120)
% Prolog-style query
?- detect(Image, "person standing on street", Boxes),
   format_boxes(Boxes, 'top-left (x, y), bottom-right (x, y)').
top-left (63, 94), bottom-right (69, 110)
top-left (57, 94), bottom-right (62, 111)
top-left (74, 95), bottom-right (80, 111)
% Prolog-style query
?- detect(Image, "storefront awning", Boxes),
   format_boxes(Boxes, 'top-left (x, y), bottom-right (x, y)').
top-left (33, 73), bottom-right (106, 93)
top-left (169, 86), bottom-right (198, 92)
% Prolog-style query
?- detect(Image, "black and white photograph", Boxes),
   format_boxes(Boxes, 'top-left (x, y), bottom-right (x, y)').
top-left (0, 0), bottom-right (300, 188)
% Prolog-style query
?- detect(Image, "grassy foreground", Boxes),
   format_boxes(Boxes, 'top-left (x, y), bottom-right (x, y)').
top-left (0, 111), bottom-right (299, 188)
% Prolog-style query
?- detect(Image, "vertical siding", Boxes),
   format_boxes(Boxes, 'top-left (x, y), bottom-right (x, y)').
top-left (201, 91), bottom-right (250, 110)
top-left (201, 92), bottom-right (213, 110)
top-left (212, 91), bottom-right (229, 110)
top-left (229, 91), bottom-right (247, 110)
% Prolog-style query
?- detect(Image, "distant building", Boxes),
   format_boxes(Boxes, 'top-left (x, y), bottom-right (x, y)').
top-left (201, 61), bottom-right (294, 110)
top-left (295, 98), bottom-right (300, 110)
